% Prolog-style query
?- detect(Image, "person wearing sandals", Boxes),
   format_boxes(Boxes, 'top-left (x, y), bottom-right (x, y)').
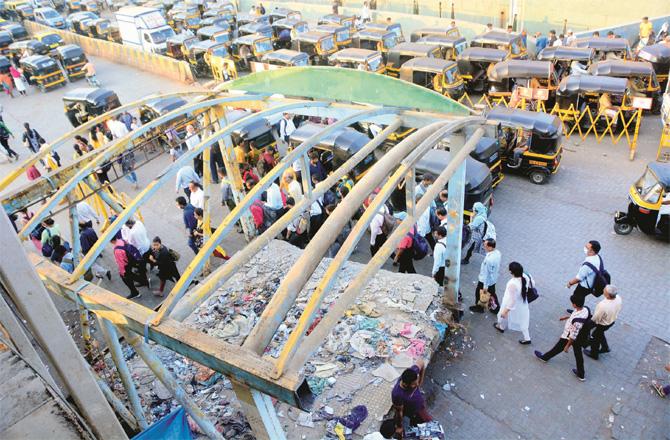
top-left (493, 261), bottom-right (531, 344)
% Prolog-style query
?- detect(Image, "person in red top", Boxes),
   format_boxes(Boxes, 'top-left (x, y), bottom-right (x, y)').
top-left (394, 221), bottom-right (416, 273)
top-left (26, 164), bottom-right (41, 180)
top-left (112, 237), bottom-right (141, 299)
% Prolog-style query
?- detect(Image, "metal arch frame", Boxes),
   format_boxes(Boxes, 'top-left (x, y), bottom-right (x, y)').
top-left (151, 106), bottom-right (396, 326)
top-left (17, 94), bottom-right (267, 243)
top-left (68, 99), bottom-right (323, 283)
top-left (0, 90), bottom-right (213, 194)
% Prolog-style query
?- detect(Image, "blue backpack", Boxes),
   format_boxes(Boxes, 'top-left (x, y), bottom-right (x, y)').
top-left (409, 227), bottom-right (430, 260)
top-left (115, 243), bottom-right (143, 263)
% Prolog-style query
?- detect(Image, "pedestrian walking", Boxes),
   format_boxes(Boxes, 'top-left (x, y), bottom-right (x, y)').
top-left (0, 118), bottom-right (18, 161)
top-left (309, 151), bottom-right (327, 181)
top-left (0, 72), bottom-right (14, 97)
top-left (283, 170), bottom-right (303, 202)
top-left (111, 237), bottom-right (144, 299)
top-left (265, 177), bottom-right (284, 211)
top-left (394, 224), bottom-right (416, 274)
top-left (284, 197), bottom-right (309, 248)
top-left (9, 65), bottom-right (26, 96)
top-left (493, 261), bottom-right (532, 344)
top-left (189, 181), bottom-right (204, 209)
top-left (534, 294), bottom-right (589, 381)
top-left (121, 218), bottom-right (151, 282)
top-left (120, 150), bottom-right (138, 189)
top-left (360, 1), bottom-right (371, 23)
top-left (22, 122), bottom-right (43, 154)
top-left (175, 165), bottom-right (201, 198)
top-left (176, 196), bottom-right (199, 254)
top-left (76, 200), bottom-right (101, 227)
top-left (79, 221), bottom-right (111, 279)
top-left (278, 113), bottom-right (296, 157)
top-left (148, 237), bottom-right (180, 296)
top-left (26, 164), bottom-right (41, 181)
top-left (369, 198), bottom-right (389, 256)
top-left (416, 195), bottom-right (434, 249)
top-left (431, 226), bottom-right (447, 285)
top-left (462, 202), bottom-right (489, 264)
top-left (469, 238), bottom-right (501, 313)
top-left (40, 217), bottom-right (61, 257)
top-left (566, 240), bottom-right (603, 305)
top-left (391, 359), bottom-right (432, 437)
top-left (584, 284), bottom-right (622, 360)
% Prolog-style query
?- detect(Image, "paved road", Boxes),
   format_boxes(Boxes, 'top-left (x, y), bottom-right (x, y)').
top-left (1, 58), bottom-right (668, 439)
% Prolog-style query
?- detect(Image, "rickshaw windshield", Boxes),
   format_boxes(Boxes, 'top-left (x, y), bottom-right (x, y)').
top-left (150, 28), bottom-right (174, 44)
top-left (254, 39), bottom-right (272, 53)
top-left (210, 46), bottom-right (227, 57)
top-left (336, 29), bottom-right (349, 42)
top-left (293, 56), bottom-right (308, 66)
top-left (213, 33), bottom-right (229, 43)
top-left (320, 36), bottom-right (335, 52)
top-left (634, 168), bottom-right (663, 204)
top-left (295, 23), bottom-right (308, 33)
top-left (97, 21), bottom-right (109, 31)
top-left (444, 64), bottom-right (458, 83)
top-left (41, 34), bottom-right (61, 44)
top-left (368, 55), bottom-right (382, 71)
top-left (383, 35), bottom-right (396, 50)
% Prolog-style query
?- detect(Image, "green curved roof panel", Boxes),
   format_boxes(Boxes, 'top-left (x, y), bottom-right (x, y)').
top-left (224, 66), bottom-right (471, 115)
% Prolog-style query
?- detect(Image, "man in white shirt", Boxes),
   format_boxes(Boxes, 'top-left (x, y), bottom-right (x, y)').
top-left (436, 207), bottom-right (448, 227)
top-left (285, 173), bottom-right (303, 202)
top-left (369, 200), bottom-right (388, 256)
top-left (175, 165), bottom-right (201, 197)
top-left (309, 195), bottom-right (324, 238)
top-left (184, 124), bottom-right (200, 151)
top-left (278, 113), bottom-right (296, 156)
top-left (76, 201), bottom-right (100, 226)
top-left (265, 179), bottom-right (284, 211)
top-left (109, 117), bottom-right (129, 139)
top-left (431, 226), bottom-right (447, 285)
top-left (121, 219), bottom-right (151, 255)
top-left (415, 194), bottom-right (434, 249)
top-left (585, 285), bottom-right (622, 360)
top-left (188, 181), bottom-right (204, 209)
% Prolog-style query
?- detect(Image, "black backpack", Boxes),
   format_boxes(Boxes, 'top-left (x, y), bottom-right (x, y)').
top-left (582, 255), bottom-right (611, 297)
top-left (572, 306), bottom-right (593, 347)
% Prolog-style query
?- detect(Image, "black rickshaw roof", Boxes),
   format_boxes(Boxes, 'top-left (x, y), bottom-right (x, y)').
top-left (486, 107), bottom-right (562, 137)
top-left (233, 33), bottom-right (271, 45)
top-left (648, 161), bottom-right (670, 190)
top-left (537, 46), bottom-right (594, 62)
top-left (261, 49), bottom-right (308, 64)
top-left (456, 47), bottom-right (507, 62)
top-left (239, 21), bottom-right (272, 34)
top-left (143, 95), bottom-right (187, 115)
top-left (355, 28), bottom-right (394, 40)
top-left (472, 30), bottom-right (519, 44)
top-left (316, 23), bottom-right (347, 33)
top-left (20, 54), bottom-right (55, 68)
top-left (293, 30), bottom-right (332, 43)
top-left (411, 27), bottom-right (456, 38)
top-left (329, 48), bottom-right (380, 62)
top-left (68, 11), bottom-right (98, 21)
top-left (0, 30), bottom-right (12, 40)
top-left (571, 37), bottom-right (630, 51)
top-left (416, 34), bottom-right (466, 47)
top-left (56, 43), bottom-right (84, 57)
top-left (272, 18), bottom-right (306, 28)
top-left (637, 43), bottom-right (670, 65)
top-left (588, 60), bottom-right (655, 77)
top-left (488, 60), bottom-right (552, 80)
top-left (0, 56), bottom-right (10, 68)
top-left (4, 23), bottom-right (25, 31)
top-left (62, 87), bottom-right (116, 104)
top-left (389, 42), bottom-right (438, 56)
top-left (319, 14), bottom-right (355, 23)
top-left (235, 12), bottom-right (268, 24)
top-left (191, 39), bottom-right (219, 50)
top-left (167, 33), bottom-right (196, 44)
top-left (557, 74), bottom-right (628, 95)
top-left (197, 24), bottom-right (228, 37)
top-left (290, 123), bottom-right (369, 152)
top-left (364, 22), bottom-right (401, 32)
top-left (270, 7), bottom-right (298, 16)
top-left (415, 149), bottom-right (488, 191)
top-left (400, 56), bottom-right (456, 73)
top-left (232, 117), bottom-right (271, 139)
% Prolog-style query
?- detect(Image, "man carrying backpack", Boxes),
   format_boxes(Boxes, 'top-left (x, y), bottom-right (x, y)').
top-left (394, 223), bottom-right (417, 274)
top-left (566, 240), bottom-right (608, 306)
top-left (112, 236), bottom-right (146, 299)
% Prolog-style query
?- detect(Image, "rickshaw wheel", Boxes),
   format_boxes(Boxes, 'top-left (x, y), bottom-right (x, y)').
top-left (529, 170), bottom-right (547, 185)
top-left (613, 222), bottom-right (633, 235)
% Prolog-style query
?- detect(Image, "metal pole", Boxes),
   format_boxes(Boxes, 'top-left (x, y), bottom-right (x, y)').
top-left (118, 327), bottom-right (224, 440)
top-left (0, 212), bottom-right (127, 440)
top-left (201, 112), bottom-right (213, 273)
top-left (170, 118), bottom-right (403, 322)
top-left (232, 382), bottom-right (287, 440)
top-left (98, 317), bottom-right (149, 430)
top-left (443, 134), bottom-right (466, 312)
top-left (91, 367), bottom-right (140, 432)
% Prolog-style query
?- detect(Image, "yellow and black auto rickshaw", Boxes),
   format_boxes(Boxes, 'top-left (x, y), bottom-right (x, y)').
top-left (614, 161), bottom-right (670, 241)
top-left (352, 28), bottom-right (397, 58)
top-left (53, 43), bottom-right (86, 80)
top-left (5, 1), bottom-right (33, 21)
top-left (261, 48), bottom-right (309, 67)
top-left (329, 47), bottom-right (385, 73)
top-left (291, 30), bottom-right (336, 65)
top-left (637, 43), bottom-right (670, 87)
top-left (570, 37), bottom-right (631, 61)
top-left (238, 21), bottom-right (273, 39)
top-left (487, 60), bottom-right (559, 104)
top-left (20, 54), bottom-right (66, 92)
top-left (399, 56), bottom-right (465, 99)
top-left (272, 17), bottom-right (308, 49)
top-left (318, 13), bottom-right (355, 32)
top-left (2, 23), bottom-right (27, 41)
top-left (166, 33), bottom-right (196, 60)
top-left (470, 30), bottom-right (527, 59)
top-left (8, 39), bottom-right (49, 58)
top-left (63, 87), bottom-right (121, 127)
top-left (409, 26), bottom-right (460, 42)
top-left (67, 11), bottom-right (97, 35)
top-left (589, 59), bottom-right (662, 113)
top-left (416, 34), bottom-right (467, 61)
top-left (315, 23), bottom-right (350, 49)
top-left (385, 41), bottom-right (441, 78)
top-left (536, 46), bottom-right (594, 80)
top-left (209, 53), bottom-right (237, 81)
top-left (457, 47), bottom-right (507, 93)
top-left (231, 33), bottom-right (273, 69)
top-left (235, 12), bottom-right (269, 29)
top-left (364, 21), bottom-right (405, 43)
top-left (0, 56), bottom-right (11, 74)
top-left (0, 30), bottom-right (13, 54)
top-left (188, 39), bottom-right (227, 77)
top-left (486, 107), bottom-right (563, 184)
top-left (268, 7), bottom-right (301, 24)
top-left (196, 24), bottom-right (231, 45)
top-left (34, 31), bottom-right (64, 52)
top-left (79, 0), bottom-right (98, 13)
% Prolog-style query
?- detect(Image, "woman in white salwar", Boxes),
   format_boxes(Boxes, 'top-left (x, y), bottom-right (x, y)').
top-left (493, 261), bottom-right (531, 344)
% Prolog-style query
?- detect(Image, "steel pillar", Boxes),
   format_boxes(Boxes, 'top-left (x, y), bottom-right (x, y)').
top-left (444, 135), bottom-right (467, 311)
top-left (232, 382), bottom-right (287, 440)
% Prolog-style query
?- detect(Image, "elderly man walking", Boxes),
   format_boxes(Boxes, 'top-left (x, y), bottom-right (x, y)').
top-left (584, 285), bottom-right (622, 360)
top-left (469, 238), bottom-right (501, 313)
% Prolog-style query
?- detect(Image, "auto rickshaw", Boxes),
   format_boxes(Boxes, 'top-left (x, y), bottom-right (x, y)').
top-left (235, 12), bottom-right (269, 28)
top-left (637, 43), bottom-right (670, 86)
top-left (555, 74), bottom-right (632, 121)
top-left (385, 42), bottom-right (441, 78)
top-left (67, 11), bottom-right (97, 34)
top-left (170, 12), bottom-right (201, 33)
top-left (329, 47), bottom-right (385, 73)
top-left (53, 43), bottom-right (86, 80)
top-left (536, 46), bottom-right (594, 79)
top-left (409, 26), bottom-right (460, 42)
top-left (315, 23), bottom-right (350, 48)
top-left (399, 57), bottom-right (465, 99)
top-left (570, 37), bottom-right (631, 61)
top-left (352, 29), bottom-right (396, 57)
top-left (613, 161), bottom-right (670, 241)
top-left (318, 13), bottom-right (355, 32)
top-left (20, 54), bottom-right (66, 92)
top-left (588, 60), bottom-right (662, 113)
top-left (200, 15), bottom-right (231, 28)
top-left (0, 30), bottom-right (12, 54)
top-left (233, 118), bottom-right (276, 152)
top-left (364, 21), bottom-right (405, 43)
top-left (261, 48), bottom-right (309, 67)
top-left (65, 0), bottom-right (81, 12)
top-left (166, 34), bottom-right (196, 59)
top-left (487, 60), bottom-right (559, 103)
top-left (289, 122), bottom-right (375, 181)
top-left (8, 39), bottom-right (48, 57)
top-left (238, 21), bottom-right (272, 39)
top-left (462, 124), bottom-right (504, 187)
top-left (486, 107), bottom-right (563, 184)
top-left (470, 30), bottom-right (527, 59)
top-left (231, 33), bottom-right (273, 68)
top-left (5, 1), bottom-right (32, 21)
top-left (268, 7), bottom-right (300, 24)
top-left (196, 24), bottom-right (231, 45)
top-left (291, 30), bottom-right (336, 65)
top-left (3, 23), bottom-right (27, 41)
top-left (139, 95), bottom-right (187, 125)
top-left (209, 52), bottom-right (236, 81)
top-left (34, 31), bottom-right (64, 51)
top-left (79, 0), bottom-right (98, 12)
top-left (63, 87), bottom-right (121, 127)
top-left (0, 56), bottom-right (11, 74)
top-left (82, 18), bottom-right (111, 39)
top-left (187, 39), bottom-right (225, 77)
top-left (416, 34), bottom-right (467, 61)
top-left (272, 18), bottom-right (308, 48)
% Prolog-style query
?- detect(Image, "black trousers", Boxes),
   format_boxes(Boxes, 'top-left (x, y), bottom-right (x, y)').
top-left (0, 137), bottom-right (18, 158)
top-left (475, 281), bottom-right (497, 309)
top-left (434, 267), bottom-right (444, 286)
top-left (573, 284), bottom-right (591, 303)
top-left (370, 232), bottom-right (387, 256)
top-left (121, 271), bottom-right (139, 297)
top-left (424, 232), bottom-right (435, 250)
top-left (589, 322), bottom-right (614, 358)
top-left (542, 338), bottom-right (585, 378)
top-left (398, 250), bottom-right (415, 273)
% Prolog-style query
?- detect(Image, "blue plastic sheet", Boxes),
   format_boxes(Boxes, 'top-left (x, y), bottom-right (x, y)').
top-left (133, 407), bottom-right (192, 440)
